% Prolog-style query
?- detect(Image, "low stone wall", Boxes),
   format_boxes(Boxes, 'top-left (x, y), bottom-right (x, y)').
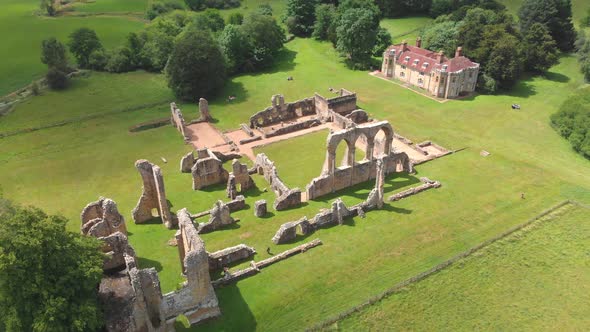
top-left (249, 94), bottom-right (315, 128)
top-left (388, 177), bottom-right (441, 201)
top-left (254, 153), bottom-right (302, 210)
top-left (208, 244), bottom-right (256, 272)
top-left (262, 118), bottom-right (320, 138)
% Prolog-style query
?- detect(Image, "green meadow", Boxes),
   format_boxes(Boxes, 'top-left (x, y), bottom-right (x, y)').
top-left (335, 202), bottom-right (590, 331)
top-left (1, 0), bottom-right (590, 331)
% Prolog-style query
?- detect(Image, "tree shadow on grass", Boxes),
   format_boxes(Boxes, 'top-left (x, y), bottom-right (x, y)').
top-left (544, 71), bottom-right (570, 83)
top-left (136, 256), bottom-right (164, 272)
top-left (177, 284), bottom-right (256, 331)
top-left (381, 203), bottom-right (413, 215)
top-left (249, 48), bottom-right (297, 76)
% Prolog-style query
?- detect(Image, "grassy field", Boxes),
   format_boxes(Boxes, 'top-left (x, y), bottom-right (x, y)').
top-left (380, 16), bottom-right (433, 43)
top-left (2, 0), bottom-right (590, 330)
top-left (67, 0), bottom-right (149, 13)
top-left (0, 0), bottom-right (146, 96)
top-left (334, 202), bottom-right (590, 331)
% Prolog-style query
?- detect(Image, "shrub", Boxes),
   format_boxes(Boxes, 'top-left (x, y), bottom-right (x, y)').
top-left (550, 87), bottom-right (590, 158)
top-left (69, 28), bottom-right (103, 68)
top-left (146, 0), bottom-right (184, 20)
top-left (88, 49), bottom-right (109, 71)
top-left (46, 67), bottom-right (69, 90)
top-left (227, 12), bottom-right (244, 25)
top-left (31, 81), bottom-right (40, 95)
top-left (105, 47), bottom-right (134, 73)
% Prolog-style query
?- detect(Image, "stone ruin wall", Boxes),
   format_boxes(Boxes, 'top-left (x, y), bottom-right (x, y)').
top-left (132, 160), bottom-right (176, 229)
top-left (191, 149), bottom-right (229, 190)
top-left (165, 209), bottom-right (221, 326)
top-left (249, 94), bottom-right (316, 128)
top-left (170, 102), bottom-right (189, 142)
top-left (273, 159), bottom-right (386, 244)
top-left (254, 153), bottom-right (302, 211)
top-left (314, 89), bottom-right (358, 121)
top-left (306, 121), bottom-right (413, 200)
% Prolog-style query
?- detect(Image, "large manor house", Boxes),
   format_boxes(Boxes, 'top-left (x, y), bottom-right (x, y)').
top-left (381, 38), bottom-right (479, 99)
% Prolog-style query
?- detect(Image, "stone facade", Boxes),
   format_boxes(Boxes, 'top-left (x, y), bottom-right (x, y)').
top-left (306, 121), bottom-right (413, 200)
top-left (191, 148), bottom-right (229, 190)
top-left (197, 200), bottom-right (236, 234)
top-left (229, 159), bottom-right (255, 193)
top-left (81, 197), bottom-right (127, 237)
top-left (249, 94), bottom-right (316, 128)
top-left (132, 159), bottom-right (176, 229)
top-left (381, 38), bottom-right (479, 99)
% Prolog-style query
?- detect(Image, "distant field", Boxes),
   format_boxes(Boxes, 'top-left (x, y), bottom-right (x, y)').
top-left (0, 0), bottom-right (145, 96)
top-left (67, 0), bottom-right (149, 13)
top-left (380, 16), bottom-right (433, 43)
top-left (334, 203), bottom-right (590, 331)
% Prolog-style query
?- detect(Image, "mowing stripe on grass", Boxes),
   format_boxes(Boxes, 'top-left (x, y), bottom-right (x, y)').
top-left (0, 101), bottom-right (169, 139)
top-left (307, 199), bottom-right (582, 331)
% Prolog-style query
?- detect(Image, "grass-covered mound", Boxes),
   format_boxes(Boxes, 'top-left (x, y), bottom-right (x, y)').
top-left (551, 86), bottom-right (590, 158)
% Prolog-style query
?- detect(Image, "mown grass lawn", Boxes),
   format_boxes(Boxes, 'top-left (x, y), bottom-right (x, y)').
top-left (1, 0), bottom-right (590, 330)
top-left (334, 203), bottom-right (590, 331)
top-left (67, 0), bottom-right (149, 13)
top-left (380, 16), bottom-right (433, 43)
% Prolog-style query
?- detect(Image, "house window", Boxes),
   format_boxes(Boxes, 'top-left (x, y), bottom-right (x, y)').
top-left (440, 78), bottom-right (445, 84)
top-left (413, 59), bottom-right (419, 66)
top-left (404, 56), bottom-right (410, 62)
top-left (400, 72), bottom-right (405, 77)
top-left (418, 78), bottom-right (424, 86)
top-left (452, 77), bottom-right (456, 83)
top-left (469, 72), bottom-right (473, 78)
top-left (401, 65), bottom-right (406, 70)
top-left (419, 72), bottom-right (425, 76)
top-left (436, 77), bottom-right (439, 82)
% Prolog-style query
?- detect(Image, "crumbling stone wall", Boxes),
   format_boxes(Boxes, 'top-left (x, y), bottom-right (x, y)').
top-left (166, 209), bottom-right (221, 326)
top-left (132, 159), bottom-right (176, 229)
top-left (249, 94), bottom-right (315, 128)
top-left (198, 98), bottom-right (212, 122)
top-left (81, 197), bottom-right (127, 237)
top-left (191, 148), bottom-right (229, 190)
top-left (170, 102), bottom-right (189, 142)
top-left (254, 153), bottom-right (302, 211)
top-left (306, 121), bottom-right (413, 200)
top-left (180, 151), bottom-right (195, 173)
top-left (315, 89), bottom-right (358, 121)
top-left (197, 200), bottom-right (236, 234)
top-left (229, 159), bottom-right (255, 193)
top-left (208, 244), bottom-right (256, 272)
top-left (260, 118), bottom-right (320, 138)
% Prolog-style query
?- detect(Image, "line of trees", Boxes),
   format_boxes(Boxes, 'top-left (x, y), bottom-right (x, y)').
top-left (551, 86), bottom-right (590, 158)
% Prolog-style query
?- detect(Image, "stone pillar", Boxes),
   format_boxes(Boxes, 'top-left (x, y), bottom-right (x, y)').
top-left (199, 98), bottom-right (212, 122)
top-left (365, 137), bottom-right (375, 161)
top-left (343, 142), bottom-right (355, 167)
top-left (254, 200), bottom-right (267, 217)
top-left (375, 158), bottom-right (384, 209)
top-left (175, 230), bottom-right (186, 275)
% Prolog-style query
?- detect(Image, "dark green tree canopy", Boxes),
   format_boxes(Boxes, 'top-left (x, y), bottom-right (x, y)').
top-left (0, 199), bottom-right (104, 332)
top-left (312, 3), bottom-right (337, 42)
top-left (68, 28), bottom-right (103, 68)
top-left (219, 24), bottom-right (254, 74)
top-left (242, 13), bottom-right (285, 68)
top-left (192, 8), bottom-right (226, 32)
top-left (336, 7), bottom-right (380, 68)
top-left (41, 37), bottom-right (68, 70)
top-left (283, 0), bottom-right (319, 37)
top-left (166, 29), bottom-right (226, 101)
top-left (518, 0), bottom-right (576, 51)
top-left (522, 22), bottom-right (559, 73)
top-left (551, 87), bottom-right (590, 158)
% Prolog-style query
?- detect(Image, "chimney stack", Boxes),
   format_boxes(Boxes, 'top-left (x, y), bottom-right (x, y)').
top-left (416, 37), bottom-right (422, 48)
top-left (401, 40), bottom-right (408, 51)
top-left (436, 51), bottom-right (444, 64)
top-left (455, 46), bottom-right (463, 58)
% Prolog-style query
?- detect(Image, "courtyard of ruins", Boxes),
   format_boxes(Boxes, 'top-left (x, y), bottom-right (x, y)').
top-left (88, 88), bottom-right (454, 330)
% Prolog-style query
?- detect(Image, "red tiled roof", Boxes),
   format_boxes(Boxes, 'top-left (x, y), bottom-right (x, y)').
top-left (385, 44), bottom-right (479, 73)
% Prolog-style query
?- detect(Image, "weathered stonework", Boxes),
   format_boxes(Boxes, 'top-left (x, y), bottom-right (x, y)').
top-left (198, 200), bottom-right (235, 234)
top-left (388, 177), bottom-right (441, 201)
top-left (249, 94), bottom-right (316, 128)
top-left (226, 174), bottom-right (237, 199)
top-left (170, 102), bottom-right (189, 142)
top-left (229, 159), bottom-right (255, 193)
top-left (306, 121), bottom-right (413, 200)
top-left (81, 197), bottom-right (126, 237)
top-left (191, 148), bottom-right (229, 190)
top-left (132, 159), bottom-right (175, 229)
top-left (254, 153), bottom-right (302, 211)
top-left (198, 98), bottom-right (212, 122)
top-left (254, 200), bottom-right (267, 217)
top-left (180, 151), bottom-right (195, 173)
top-left (208, 244), bottom-right (256, 272)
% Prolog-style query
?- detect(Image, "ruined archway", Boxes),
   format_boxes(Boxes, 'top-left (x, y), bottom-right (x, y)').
top-left (354, 132), bottom-right (371, 162)
top-left (373, 126), bottom-right (393, 159)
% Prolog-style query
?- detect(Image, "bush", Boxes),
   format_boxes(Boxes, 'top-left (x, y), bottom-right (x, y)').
top-left (550, 87), bottom-right (590, 158)
top-left (184, 0), bottom-right (239, 11)
top-left (31, 81), bottom-right (40, 95)
top-left (69, 28), bottom-right (103, 68)
top-left (88, 49), bottom-right (109, 71)
top-left (46, 67), bottom-right (69, 90)
top-left (227, 12), bottom-right (244, 25)
top-left (477, 73), bottom-right (497, 94)
top-left (105, 47), bottom-right (134, 73)
top-left (146, 0), bottom-right (184, 20)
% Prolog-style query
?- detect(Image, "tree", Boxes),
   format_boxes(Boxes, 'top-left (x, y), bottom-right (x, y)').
top-left (227, 12), bottom-right (244, 25)
top-left (146, 0), bottom-right (184, 20)
top-left (283, 0), bottom-right (318, 37)
top-left (242, 13), bottom-right (285, 68)
top-left (257, 4), bottom-right (273, 16)
top-left (219, 24), bottom-right (253, 73)
top-left (581, 8), bottom-right (590, 27)
top-left (45, 67), bottom-right (69, 90)
top-left (0, 199), bottom-right (104, 331)
top-left (518, 0), bottom-right (576, 51)
top-left (192, 8), bottom-right (225, 32)
top-left (68, 28), bottom-right (103, 68)
top-left (312, 3), bottom-right (337, 42)
top-left (184, 0), bottom-right (205, 11)
top-left (372, 27), bottom-right (392, 57)
top-left (41, 38), bottom-right (68, 70)
top-left (550, 87), bottom-right (590, 158)
top-left (105, 47), bottom-right (134, 73)
top-left (140, 30), bottom-right (175, 71)
top-left (522, 22), bottom-right (558, 73)
top-left (422, 20), bottom-right (460, 57)
top-left (166, 29), bottom-right (226, 100)
top-left (483, 31), bottom-right (523, 88)
top-left (336, 8), bottom-right (380, 68)
top-left (375, 0), bottom-right (431, 17)
top-left (577, 31), bottom-right (590, 81)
